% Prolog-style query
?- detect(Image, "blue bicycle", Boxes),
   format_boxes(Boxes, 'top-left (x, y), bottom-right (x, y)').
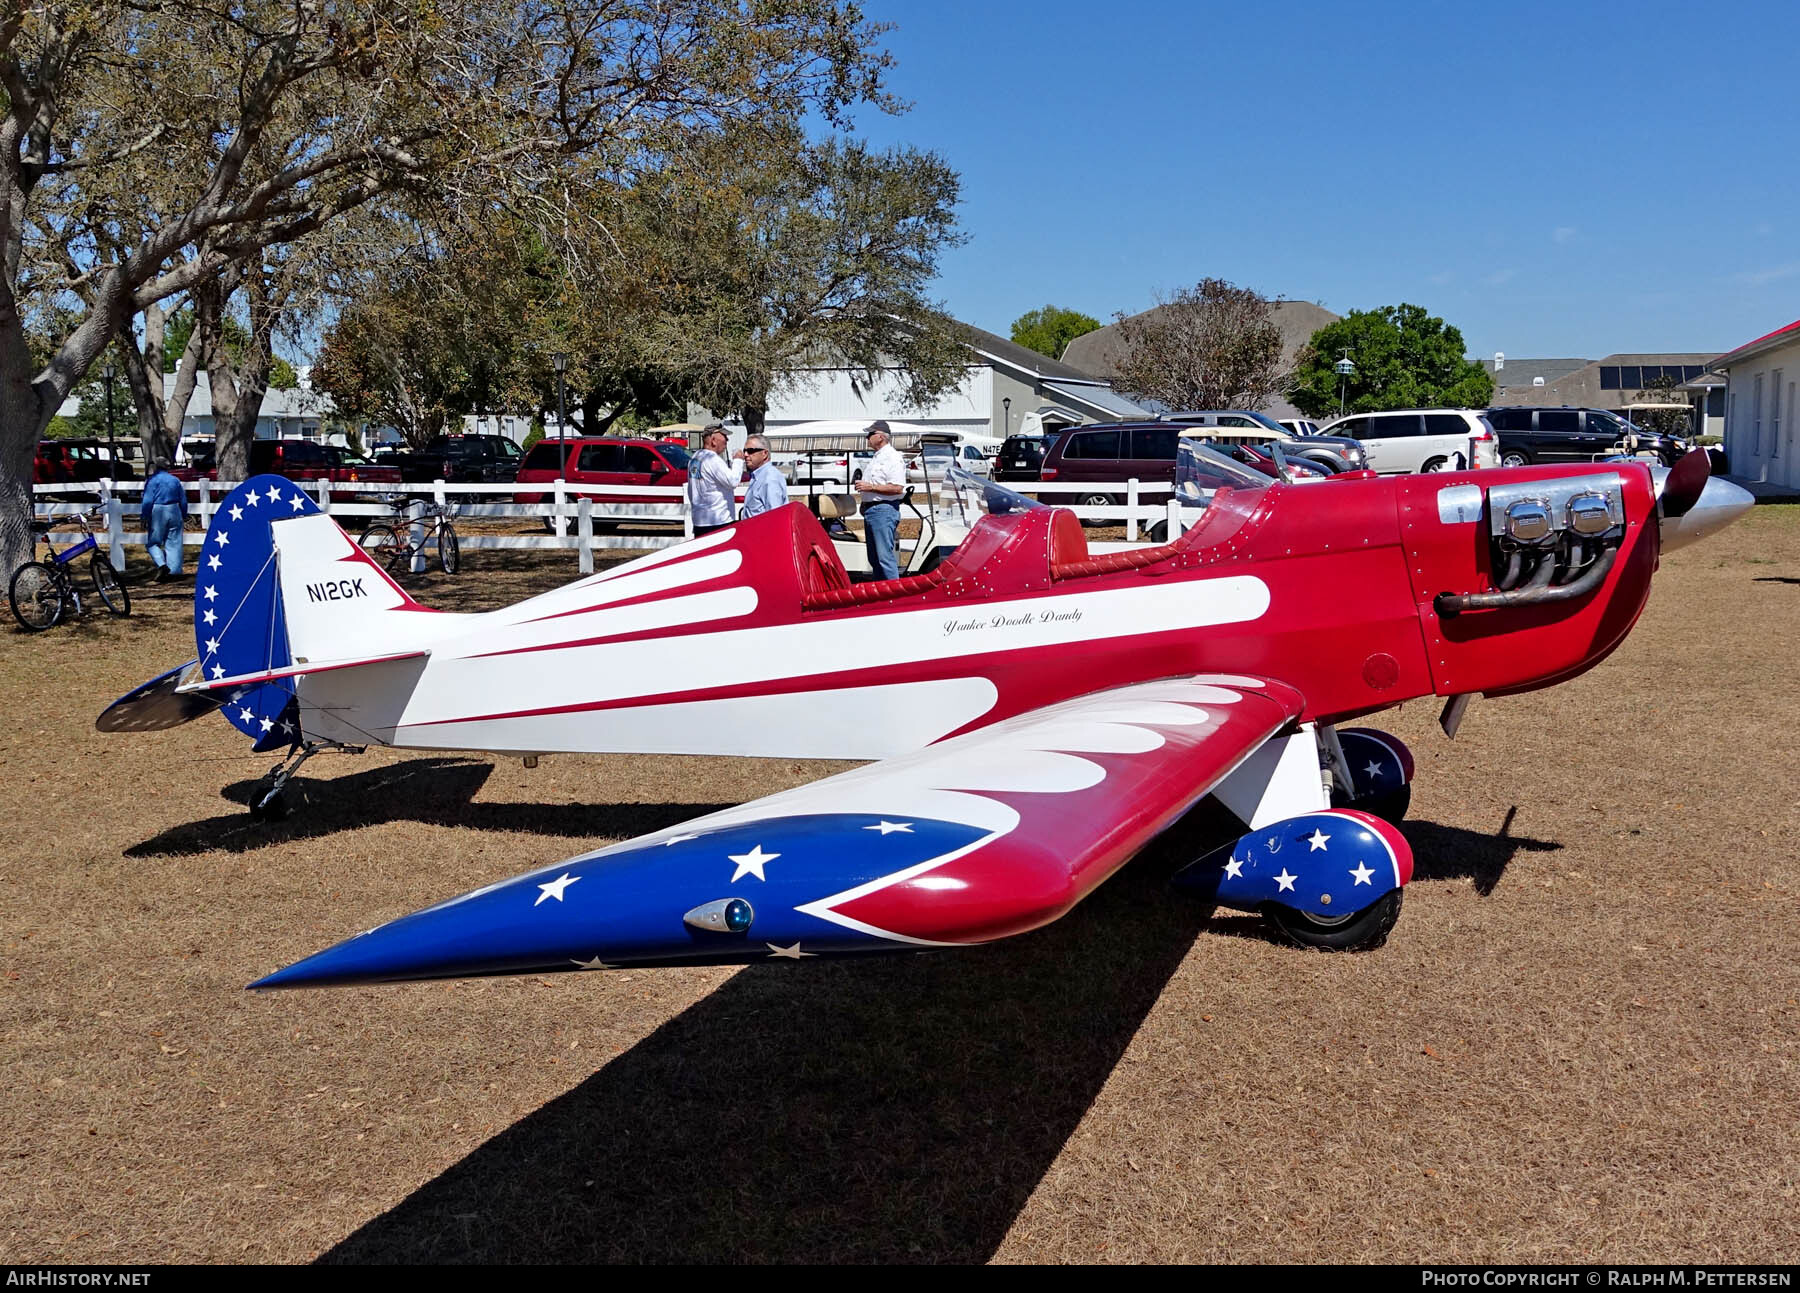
top-left (9, 510), bottom-right (130, 631)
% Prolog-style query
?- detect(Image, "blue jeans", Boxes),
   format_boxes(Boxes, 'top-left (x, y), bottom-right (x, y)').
top-left (147, 504), bottom-right (184, 574)
top-left (864, 502), bottom-right (900, 580)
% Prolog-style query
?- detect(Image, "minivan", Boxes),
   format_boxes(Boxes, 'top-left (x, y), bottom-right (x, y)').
top-left (1314, 409), bottom-right (1499, 474)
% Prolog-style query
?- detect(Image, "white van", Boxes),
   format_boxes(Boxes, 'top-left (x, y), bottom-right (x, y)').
top-left (1315, 409), bottom-right (1500, 474)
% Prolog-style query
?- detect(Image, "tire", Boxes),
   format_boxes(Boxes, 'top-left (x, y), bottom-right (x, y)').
top-left (9, 561), bottom-right (66, 631)
top-left (1501, 450), bottom-right (1530, 468)
top-left (1421, 457), bottom-right (1450, 473)
top-left (358, 523), bottom-right (407, 574)
top-left (248, 784), bottom-right (290, 821)
top-left (1147, 520), bottom-right (1170, 543)
top-left (438, 524), bottom-right (460, 575)
top-left (89, 553), bottom-right (130, 617)
top-left (1333, 782), bottom-right (1412, 826)
top-left (1266, 889), bottom-right (1402, 952)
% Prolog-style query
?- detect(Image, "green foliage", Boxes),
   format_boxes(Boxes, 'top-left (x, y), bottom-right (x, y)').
top-left (269, 358), bottom-right (299, 390)
top-left (1010, 305), bottom-right (1100, 360)
top-left (1289, 304), bottom-right (1493, 417)
top-left (522, 418), bottom-right (545, 453)
top-left (161, 307), bottom-right (295, 387)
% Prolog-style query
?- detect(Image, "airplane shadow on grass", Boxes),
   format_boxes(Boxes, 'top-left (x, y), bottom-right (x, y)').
top-left (317, 802), bottom-right (1243, 1265)
top-left (125, 757), bottom-right (731, 858)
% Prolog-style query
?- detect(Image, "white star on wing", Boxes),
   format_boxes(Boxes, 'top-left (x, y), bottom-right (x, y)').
top-left (570, 956), bottom-right (613, 970)
top-left (237, 706), bottom-right (255, 722)
top-left (1349, 862), bottom-right (1375, 886)
top-left (257, 716), bottom-right (273, 733)
top-left (1307, 829), bottom-right (1330, 851)
top-left (202, 608), bottom-right (216, 625)
top-left (244, 489), bottom-right (259, 506)
top-left (203, 585), bottom-right (218, 601)
top-left (262, 488), bottom-right (278, 505)
top-left (728, 844), bottom-right (779, 882)
top-left (204, 638), bottom-right (219, 654)
top-left (206, 553), bottom-right (222, 570)
top-left (864, 821), bottom-right (914, 834)
top-left (210, 664), bottom-right (225, 679)
top-left (229, 504), bottom-right (244, 521)
top-left (278, 720), bottom-right (294, 736)
top-left (1274, 868), bottom-right (1298, 892)
top-left (766, 942), bottom-right (812, 959)
top-left (289, 493), bottom-right (305, 511)
top-left (214, 530), bottom-right (228, 546)
top-left (535, 872), bottom-right (580, 906)
top-left (1223, 855), bottom-right (1245, 879)
top-left (1364, 760), bottom-right (1384, 780)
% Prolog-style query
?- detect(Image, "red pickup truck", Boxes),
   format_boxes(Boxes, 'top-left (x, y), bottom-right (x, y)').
top-left (208, 440), bottom-right (404, 493)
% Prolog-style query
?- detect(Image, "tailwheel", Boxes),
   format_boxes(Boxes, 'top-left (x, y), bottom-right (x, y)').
top-left (247, 780), bottom-right (290, 821)
top-left (1266, 890), bottom-right (1402, 952)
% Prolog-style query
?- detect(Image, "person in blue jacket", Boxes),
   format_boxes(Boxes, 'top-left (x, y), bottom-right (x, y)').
top-left (139, 457), bottom-right (189, 580)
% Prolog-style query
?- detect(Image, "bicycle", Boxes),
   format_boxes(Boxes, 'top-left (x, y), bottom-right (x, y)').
top-left (9, 509), bottom-right (131, 630)
top-left (357, 497), bottom-right (460, 576)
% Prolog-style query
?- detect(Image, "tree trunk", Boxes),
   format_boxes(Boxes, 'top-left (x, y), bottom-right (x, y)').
top-left (120, 304), bottom-right (177, 463)
top-left (742, 404), bottom-right (767, 438)
top-left (204, 269), bottom-right (276, 482)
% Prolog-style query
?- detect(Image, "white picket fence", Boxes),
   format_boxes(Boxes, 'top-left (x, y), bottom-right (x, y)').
top-left (32, 475), bottom-right (1185, 574)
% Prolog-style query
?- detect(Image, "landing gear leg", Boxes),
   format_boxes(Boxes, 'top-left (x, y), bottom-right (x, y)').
top-left (248, 741), bottom-right (365, 819)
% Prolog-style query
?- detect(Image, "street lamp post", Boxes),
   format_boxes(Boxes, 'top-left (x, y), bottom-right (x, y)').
top-left (1002, 396), bottom-right (1010, 437)
top-left (553, 352), bottom-right (568, 441)
top-left (1334, 351), bottom-right (1356, 419)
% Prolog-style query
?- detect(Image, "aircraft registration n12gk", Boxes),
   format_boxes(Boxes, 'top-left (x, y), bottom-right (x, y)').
top-left (97, 443), bottom-right (1751, 987)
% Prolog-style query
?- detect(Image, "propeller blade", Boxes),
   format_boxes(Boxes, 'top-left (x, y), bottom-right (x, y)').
top-left (1660, 447), bottom-right (1712, 519)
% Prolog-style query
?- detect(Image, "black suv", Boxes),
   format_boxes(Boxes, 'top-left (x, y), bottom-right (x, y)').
top-left (993, 432), bottom-right (1065, 483)
top-left (1486, 407), bottom-right (1690, 468)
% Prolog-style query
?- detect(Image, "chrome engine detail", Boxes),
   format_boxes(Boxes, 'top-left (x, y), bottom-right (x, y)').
top-left (1436, 474), bottom-right (1627, 616)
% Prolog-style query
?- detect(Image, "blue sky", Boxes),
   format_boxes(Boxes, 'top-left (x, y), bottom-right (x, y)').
top-left (846, 0), bottom-right (1800, 360)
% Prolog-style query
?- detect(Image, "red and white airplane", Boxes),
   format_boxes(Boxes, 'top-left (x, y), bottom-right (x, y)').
top-left (98, 443), bottom-right (1751, 987)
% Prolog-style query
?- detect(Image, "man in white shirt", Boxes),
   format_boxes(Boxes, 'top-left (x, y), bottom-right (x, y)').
top-left (738, 435), bottom-right (789, 519)
top-left (854, 420), bottom-right (906, 579)
top-left (686, 424), bottom-right (741, 535)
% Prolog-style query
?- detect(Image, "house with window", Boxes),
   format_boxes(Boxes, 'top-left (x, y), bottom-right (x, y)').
top-left (694, 321), bottom-right (1150, 440)
top-left (1712, 319), bottom-right (1800, 488)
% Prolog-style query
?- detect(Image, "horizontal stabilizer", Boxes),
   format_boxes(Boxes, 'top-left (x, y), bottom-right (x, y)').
top-left (177, 649), bottom-right (430, 693)
top-left (96, 661), bottom-right (220, 733)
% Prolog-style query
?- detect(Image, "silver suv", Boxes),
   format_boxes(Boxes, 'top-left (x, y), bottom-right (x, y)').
top-left (1315, 409), bottom-right (1500, 474)
top-left (1162, 410), bottom-right (1368, 473)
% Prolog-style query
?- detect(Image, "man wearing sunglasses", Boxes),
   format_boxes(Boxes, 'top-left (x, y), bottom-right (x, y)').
top-left (738, 435), bottom-right (788, 519)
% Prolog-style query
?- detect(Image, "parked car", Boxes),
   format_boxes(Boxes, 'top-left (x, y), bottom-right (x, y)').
top-left (227, 438), bottom-right (405, 491)
top-left (1038, 422), bottom-right (1183, 509)
top-left (992, 431), bottom-right (1065, 483)
top-left (1484, 406), bottom-right (1690, 468)
top-left (775, 448), bottom-right (872, 486)
top-left (907, 439), bottom-right (993, 483)
top-left (513, 436), bottom-right (693, 527)
top-left (1279, 418), bottom-right (1323, 438)
top-left (377, 433), bottom-right (525, 483)
top-left (1314, 409), bottom-right (1499, 474)
top-left (1160, 410), bottom-right (1368, 474)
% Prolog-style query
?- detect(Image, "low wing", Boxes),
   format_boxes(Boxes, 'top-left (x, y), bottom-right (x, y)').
top-left (252, 674), bottom-right (1304, 988)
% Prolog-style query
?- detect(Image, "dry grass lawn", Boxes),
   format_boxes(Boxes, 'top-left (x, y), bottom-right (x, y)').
top-left (1, 508), bottom-right (1797, 1264)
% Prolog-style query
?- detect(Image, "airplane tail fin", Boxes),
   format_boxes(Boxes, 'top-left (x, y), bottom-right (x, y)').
top-left (186, 475), bottom-right (433, 751)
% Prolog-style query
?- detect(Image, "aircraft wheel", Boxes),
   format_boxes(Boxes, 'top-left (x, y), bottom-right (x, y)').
top-left (1147, 520), bottom-right (1169, 543)
top-left (1501, 451), bottom-right (1530, 468)
top-left (1266, 889), bottom-right (1401, 952)
top-left (248, 782), bottom-right (290, 822)
top-left (1333, 782), bottom-right (1411, 825)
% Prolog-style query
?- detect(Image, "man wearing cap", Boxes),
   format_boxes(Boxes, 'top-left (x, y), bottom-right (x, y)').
top-left (687, 423), bottom-right (741, 536)
top-left (854, 420), bottom-right (906, 579)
